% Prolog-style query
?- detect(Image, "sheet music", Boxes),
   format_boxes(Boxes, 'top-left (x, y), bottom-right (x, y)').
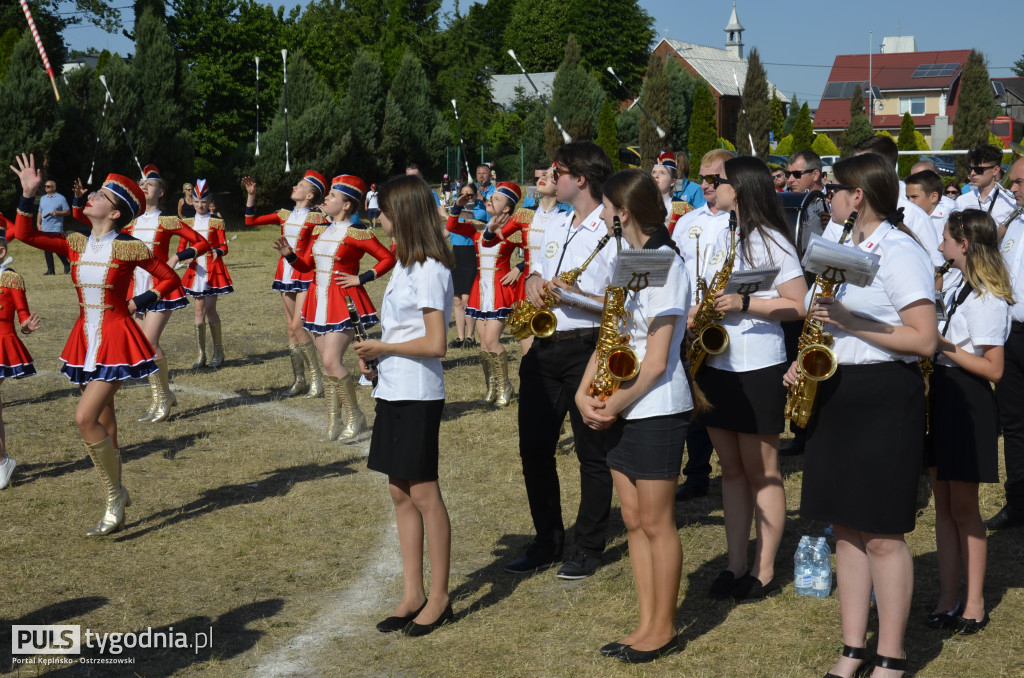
top-left (610, 250), bottom-right (676, 288)
top-left (801, 234), bottom-right (880, 288)
top-left (556, 289), bottom-right (604, 313)
top-left (723, 267), bottom-right (780, 295)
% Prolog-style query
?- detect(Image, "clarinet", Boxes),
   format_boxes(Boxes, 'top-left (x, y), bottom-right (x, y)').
top-left (346, 297), bottom-right (377, 387)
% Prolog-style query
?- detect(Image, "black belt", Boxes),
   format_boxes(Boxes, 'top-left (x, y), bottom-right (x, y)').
top-left (540, 327), bottom-right (599, 343)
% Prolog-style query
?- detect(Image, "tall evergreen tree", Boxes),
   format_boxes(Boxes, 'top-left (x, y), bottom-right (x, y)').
top-left (736, 47), bottom-right (770, 158)
top-left (896, 112), bottom-right (919, 178)
top-left (340, 50), bottom-right (387, 182)
top-left (545, 35), bottom-right (604, 159)
top-left (687, 84), bottom-right (717, 180)
top-left (379, 50), bottom-right (437, 174)
top-left (791, 102), bottom-right (814, 154)
top-left (596, 98), bottom-right (620, 171)
top-left (666, 58), bottom-right (699, 153)
top-left (639, 52), bottom-right (670, 168)
top-left (782, 93), bottom-right (800, 136)
top-left (953, 50), bottom-right (994, 179)
top-left (841, 85), bottom-right (873, 154)
top-left (770, 88), bottom-right (784, 143)
top-left (616, 106), bottom-right (640, 146)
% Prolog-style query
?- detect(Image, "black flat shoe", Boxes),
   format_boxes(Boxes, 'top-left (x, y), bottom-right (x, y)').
top-left (823, 644), bottom-right (868, 678)
top-left (925, 601), bottom-right (963, 629)
top-left (985, 504), bottom-right (1023, 530)
top-left (732, 574), bottom-right (782, 603)
top-left (375, 600), bottom-right (427, 633)
top-left (708, 569), bottom-right (747, 599)
top-left (955, 612), bottom-right (990, 635)
top-left (403, 603), bottom-right (454, 637)
top-left (617, 635), bottom-right (681, 664)
top-left (599, 641), bottom-right (627, 657)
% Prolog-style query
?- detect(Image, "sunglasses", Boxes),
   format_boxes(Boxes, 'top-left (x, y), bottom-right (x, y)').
top-left (944, 188), bottom-right (960, 196)
top-left (701, 174), bottom-right (730, 188)
top-left (784, 169), bottom-right (817, 179)
top-left (968, 165), bottom-right (997, 175)
top-left (824, 183), bottom-right (855, 200)
top-left (552, 166), bottom-right (571, 179)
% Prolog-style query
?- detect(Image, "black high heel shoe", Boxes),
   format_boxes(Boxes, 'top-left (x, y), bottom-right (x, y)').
top-left (824, 644), bottom-right (868, 678)
top-left (376, 600), bottom-right (428, 633)
top-left (955, 612), bottom-right (989, 635)
top-left (874, 654), bottom-right (907, 675)
top-left (403, 602), bottom-right (454, 637)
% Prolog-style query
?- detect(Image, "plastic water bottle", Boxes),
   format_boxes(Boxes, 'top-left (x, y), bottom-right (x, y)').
top-left (794, 536), bottom-right (813, 597)
top-left (811, 537), bottom-right (832, 598)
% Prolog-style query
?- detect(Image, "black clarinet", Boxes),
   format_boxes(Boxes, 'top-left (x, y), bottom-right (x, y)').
top-left (346, 297), bottom-right (377, 386)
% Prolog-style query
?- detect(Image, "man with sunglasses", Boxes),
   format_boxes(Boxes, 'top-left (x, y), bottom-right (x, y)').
top-left (37, 179), bottom-right (71, 274)
top-left (955, 144), bottom-right (1016, 227)
top-left (785, 150), bottom-right (830, 252)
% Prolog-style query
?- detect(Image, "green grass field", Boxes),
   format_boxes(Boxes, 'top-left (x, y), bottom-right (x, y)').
top-left (1, 222), bottom-right (1022, 677)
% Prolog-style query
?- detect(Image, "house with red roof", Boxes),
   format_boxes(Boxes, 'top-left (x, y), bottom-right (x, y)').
top-left (814, 48), bottom-right (971, 149)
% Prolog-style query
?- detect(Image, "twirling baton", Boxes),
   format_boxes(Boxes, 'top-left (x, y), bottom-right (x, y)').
top-left (507, 49), bottom-right (571, 144)
top-left (255, 56), bottom-right (261, 157)
top-left (18, 0), bottom-right (59, 101)
top-left (733, 71), bottom-right (757, 158)
top-left (606, 66), bottom-right (665, 139)
top-left (282, 49), bottom-right (291, 172)
top-left (449, 99), bottom-right (472, 180)
top-left (98, 75), bottom-right (144, 177)
top-left (87, 93), bottom-right (109, 184)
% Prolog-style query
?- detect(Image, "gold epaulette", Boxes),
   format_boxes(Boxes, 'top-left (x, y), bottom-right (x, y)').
top-left (209, 218), bottom-right (226, 230)
top-left (345, 226), bottom-right (375, 241)
top-left (312, 223), bottom-right (329, 237)
top-left (159, 216), bottom-right (182, 230)
top-left (512, 207), bottom-right (535, 225)
top-left (0, 270), bottom-right (25, 290)
top-left (277, 209), bottom-right (291, 223)
top-left (672, 200), bottom-right (693, 217)
top-left (113, 235), bottom-right (154, 261)
top-left (504, 229), bottom-right (524, 246)
top-left (66, 231), bottom-right (87, 254)
top-left (306, 211), bottom-right (328, 225)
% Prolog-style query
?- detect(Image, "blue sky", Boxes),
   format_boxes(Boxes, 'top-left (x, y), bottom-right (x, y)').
top-left (59, 1), bottom-right (1021, 109)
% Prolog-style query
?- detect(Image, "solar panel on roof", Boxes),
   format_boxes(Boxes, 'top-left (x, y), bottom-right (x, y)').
top-left (912, 63), bottom-right (958, 78)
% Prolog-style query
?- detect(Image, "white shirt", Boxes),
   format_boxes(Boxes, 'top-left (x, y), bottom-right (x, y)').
top-left (367, 191), bottom-right (379, 210)
top-left (131, 211), bottom-right (161, 297)
top-left (79, 231), bottom-right (118, 372)
top-left (935, 282), bottom-right (1010, 368)
top-left (955, 184), bottom-right (1018, 228)
top-left (822, 223), bottom-right (934, 365)
top-left (622, 246), bottom-right (693, 419)
top-left (701, 227), bottom-right (804, 372)
top-left (373, 258), bottom-right (454, 401)
top-left (670, 204), bottom-right (730, 305)
top-left (537, 205), bottom-right (618, 331)
top-left (188, 213), bottom-right (212, 292)
top-left (940, 194), bottom-right (957, 211)
top-left (899, 196), bottom-right (945, 267)
top-left (1000, 215), bottom-right (1024, 322)
top-left (525, 203), bottom-right (565, 274)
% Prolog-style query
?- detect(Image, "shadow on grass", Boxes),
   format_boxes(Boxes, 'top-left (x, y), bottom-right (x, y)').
top-left (4, 385), bottom-right (78, 408)
top-left (121, 432), bottom-right (208, 462)
top-left (169, 347), bottom-right (289, 376)
top-left (0, 597), bottom-right (108, 672)
top-left (44, 599), bottom-right (286, 678)
top-left (169, 388), bottom-right (290, 421)
top-left (114, 457), bottom-right (361, 542)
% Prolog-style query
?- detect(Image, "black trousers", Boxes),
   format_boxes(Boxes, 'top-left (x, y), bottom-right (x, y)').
top-left (682, 422), bottom-right (713, 483)
top-left (995, 325), bottom-right (1024, 508)
top-left (44, 250), bottom-right (70, 273)
top-left (517, 334), bottom-right (613, 556)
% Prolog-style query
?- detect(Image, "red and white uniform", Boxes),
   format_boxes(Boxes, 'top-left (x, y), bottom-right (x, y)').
top-left (665, 197), bottom-right (694, 236)
top-left (245, 208), bottom-right (326, 292)
top-left (0, 267), bottom-right (36, 379)
top-left (178, 215), bottom-right (233, 296)
top-left (289, 221), bottom-right (395, 333)
top-left (124, 211), bottom-right (211, 311)
top-left (447, 213), bottom-right (521, 320)
top-left (15, 198), bottom-right (180, 384)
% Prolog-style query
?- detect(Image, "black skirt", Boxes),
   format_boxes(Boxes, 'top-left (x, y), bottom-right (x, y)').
top-left (801, 361), bottom-right (924, 534)
top-left (367, 399), bottom-right (445, 481)
top-left (606, 412), bottom-right (691, 480)
top-left (696, 363), bottom-right (787, 434)
top-left (452, 244), bottom-right (478, 296)
top-left (926, 365), bottom-right (999, 483)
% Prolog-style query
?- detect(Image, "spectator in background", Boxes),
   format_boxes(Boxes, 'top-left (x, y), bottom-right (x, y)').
top-left (441, 174), bottom-right (452, 202)
top-left (178, 182), bottom-right (195, 219)
top-left (912, 159), bottom-right (958, 211)
top-left (37, 179), bottom-right (71, 275)
top-left (771, 168), bottom-right (786, 192)
top-left (365, 183), bottom-right (380, 228)
top-left (473, 164), bottom-right (496, 222)
top-left (672, 153), bottom-right (706, 208)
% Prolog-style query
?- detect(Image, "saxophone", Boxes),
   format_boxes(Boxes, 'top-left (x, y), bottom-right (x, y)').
top-left (506, 232), bottom-right (612, 340)
top-left (783, 211), bottom-right (857, 428)
top-left (686, 210), bottom-right (737, 378)
top-left (920, 258), bottom-right (954, 435)
top-left (589, 219), bottom-right (640, 399)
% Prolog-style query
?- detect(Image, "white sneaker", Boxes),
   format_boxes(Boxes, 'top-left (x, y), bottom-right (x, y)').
top-left (358, 375), bottom-right (372, 387)
top-left (0, 457), bottom-right (16, 490)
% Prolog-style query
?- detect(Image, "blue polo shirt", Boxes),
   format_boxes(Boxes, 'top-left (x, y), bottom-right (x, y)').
top-left (39, 193), bottom-right (69, 232)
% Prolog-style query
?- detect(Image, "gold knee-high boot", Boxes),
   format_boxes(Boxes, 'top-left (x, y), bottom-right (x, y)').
top-left (150, 356), bottom-right (175, 423)
top-left (192, 322), bottom-right (207, 368)
top-left (337, 374), bottom-right (367, 441)
top-left (494, 351), bottom-right (516, 407)
top-left (283, 344), bottom-right (307, 396)
top-left (324, 376), bottom-right (343, 440)
top-left (84, 437), bottom-right (130, 536)
top-left (208, 321), bottom-right (225, 367)
top-left (139, 372), bottom-right (159, 422)
top-left (481, 351), bottom-right (497, 404)
top-left (298, 341), bottom-right (323, 398)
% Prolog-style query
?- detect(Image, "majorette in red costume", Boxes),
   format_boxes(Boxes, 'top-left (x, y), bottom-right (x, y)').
top-left (655, 151), bottom-right (694, 235)
top-left (125, 164), bottom-right (211, 312)
top-left (178, 179), bottom-right (233, 297)
top-left (287, 175), bottom-right (396, 333)
top-left (245, 170), bottom-right (329, 292)
top-left (0, 254), bottom-right (36, 380)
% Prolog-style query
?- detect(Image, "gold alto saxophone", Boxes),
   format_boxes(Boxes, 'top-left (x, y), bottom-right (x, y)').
top-left (589, 219), bottom-right (641, 399)
top-left (920, 258), bottom-right (954, 435)
top-left (783, 211), bottom-right (857, 428)
top-left (686, 210), bottom-right (738, 377)
top-left (506, 231), bottom-right (612, 340)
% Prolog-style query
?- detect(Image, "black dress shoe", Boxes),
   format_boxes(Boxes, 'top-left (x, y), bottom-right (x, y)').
top-left (925, 601), bottom-right (963, 629)
top-left (779, 430), bottom-right (805, 456)
top-left (448, 338), bottom-right (464, 349)
top-left (617, 635), bottom-right (681, 664)
top-left (599, 641), bottom-right (627, 657)
top-left (675, 481), bottom-right (709, 502)
top-left (985, 504), bottom-right (1023, 530)
top-left (955, 612), bottom-right (989, 635)
top-left (43, 271), bottom-right (55, 276)
top-left (403, 603), bottom-right (454, 637)
top-left (731, 574), bottom-right (782, 603)
top-left (375, 600), bottom-right (427, 633)
top-left (708, 569), bottom-right (746, 599)
top-left (505, 546), bottom-right (562, 574)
